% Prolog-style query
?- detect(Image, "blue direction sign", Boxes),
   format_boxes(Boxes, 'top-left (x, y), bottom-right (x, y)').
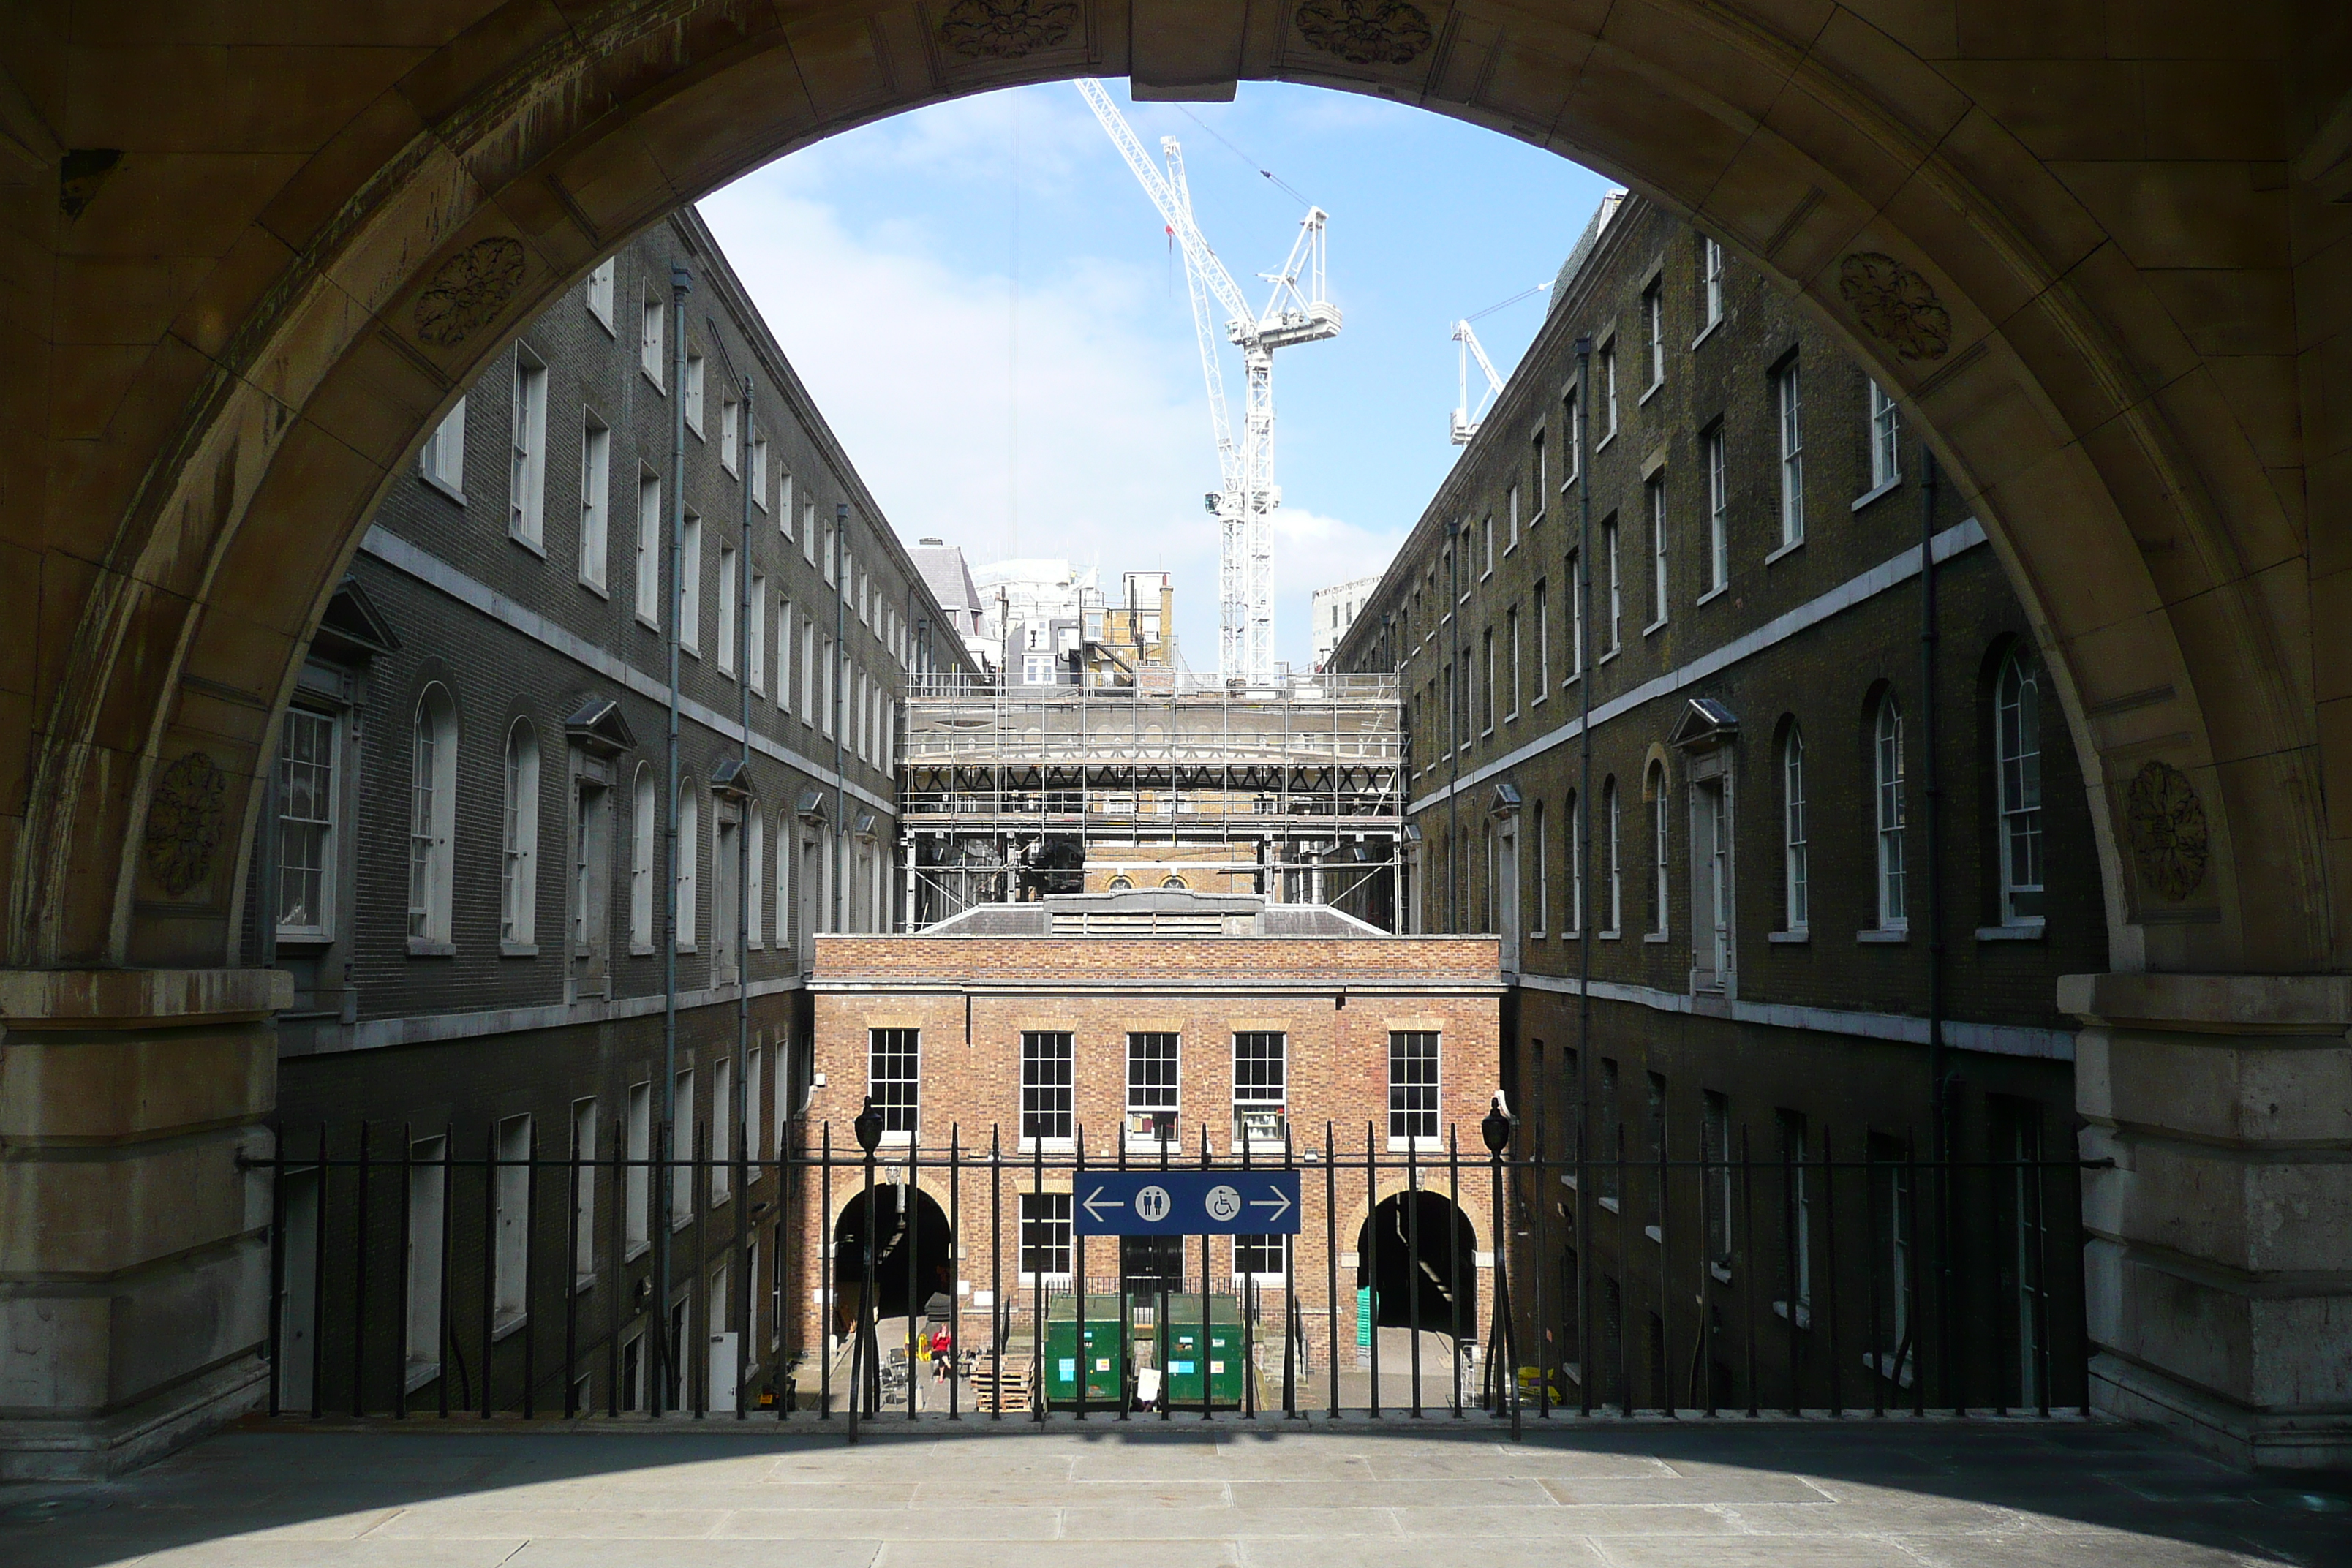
top-left (1074, 1171), bottom-right (1301, 1236)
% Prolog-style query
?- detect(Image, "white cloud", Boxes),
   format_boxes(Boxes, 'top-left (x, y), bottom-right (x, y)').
top-left (699, 157), bottom-right (1383, 671)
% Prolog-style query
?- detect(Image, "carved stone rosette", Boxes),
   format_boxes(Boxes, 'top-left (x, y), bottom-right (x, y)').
top-left (2124, 758), bottom-right (2209, 902)
top-left (1294, 0), bottom-right (1434, 66)
top-left (414, 236), bottom-right (527, 349)
top-left (1837, 252), bottom-right (1951, 362)
top-left (144, 750), bottom-right (227, 897)
top-left (937, 0), bottom-right (1079, 59)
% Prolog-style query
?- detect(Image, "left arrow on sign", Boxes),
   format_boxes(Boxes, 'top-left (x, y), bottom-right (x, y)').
top-left (1080, 1186), bottom-right (1124, 1224)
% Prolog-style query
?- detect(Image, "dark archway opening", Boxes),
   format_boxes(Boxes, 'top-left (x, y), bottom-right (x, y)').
top-left (830, 1182), bottom-right (954, 1335)
top-left (1357, 1191), bottom-right (1477, 1341)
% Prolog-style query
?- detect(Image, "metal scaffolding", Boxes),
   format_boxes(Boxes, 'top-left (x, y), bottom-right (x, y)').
top-left (900, 672), bottom-right (1404, 927)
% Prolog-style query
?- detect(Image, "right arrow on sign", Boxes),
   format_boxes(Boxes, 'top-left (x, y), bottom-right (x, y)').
top-left (1249, 1186), bottom-right (1293, 1223)
top-left (1080, 1186), bottom-right (1123, 1224)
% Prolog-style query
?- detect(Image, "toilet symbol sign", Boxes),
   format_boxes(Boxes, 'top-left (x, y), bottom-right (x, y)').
top-left (1074, 1171), bottom-right (1301, 1236)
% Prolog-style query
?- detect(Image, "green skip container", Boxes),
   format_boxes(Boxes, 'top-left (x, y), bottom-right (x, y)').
top-left (1041, 1293), bottom-right (1248, 1409)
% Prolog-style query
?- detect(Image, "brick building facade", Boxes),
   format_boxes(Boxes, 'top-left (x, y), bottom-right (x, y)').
top-left (792, 890), bottom-right (1503, 1398)
top-left (252, 209), bottom-right (974, 1417)
top-left (1331, 195), bottom-right (2106, 1412)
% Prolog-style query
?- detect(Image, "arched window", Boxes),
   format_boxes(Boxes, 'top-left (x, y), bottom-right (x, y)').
top-left (1997, 650), bottom-right (2044, 924)
top-left (500, 720), bottom-right (540, 946)
top-left (1602, 777), bottom-right (1622, 934)
top-left (630, 764), bottom-right (655, 949)
top-left (1647, 760), bottom-right (1670, 936)
top-left (1107, 875), bottom-right (1133, 891)
top-left (675, 780), bottom-right (700, 952)
top-left (407, 686), bottom-right (457, 945)
top-left (1782, 725), bottom-right (1809, 932)
top-left (1161, 874), bottom-right (1188, 890)
top-left (1875, 696), bottom-right (1907, 929)
top-left (747, 809), bottom-right (766, 949)
top-left (1531, 800), bottom-right (1548, 935)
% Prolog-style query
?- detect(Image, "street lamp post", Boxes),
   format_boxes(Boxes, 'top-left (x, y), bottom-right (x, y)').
top-left (849, 1096), bottom-right (885, 1443)
top-left (1482, 1091), bottom-right (1520, 1442)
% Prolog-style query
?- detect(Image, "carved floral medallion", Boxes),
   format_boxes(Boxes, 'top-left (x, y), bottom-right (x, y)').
top-left (1838, 252), bottom-right (1951, 361)
top-left (1294, 0), bottom-right (1434, 67)
top-left (144, 750), bottom-right (227, 897)
top-left (414, 237), bottom-right (527, 349)
top-left (2124, 758), bottom-right (2209, 902)
top-left (938, 0), bottom-right (1079, 59)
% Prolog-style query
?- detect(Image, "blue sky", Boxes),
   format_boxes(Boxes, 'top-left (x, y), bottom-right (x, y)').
top-left (701, 80), bottom-right (1610, 670)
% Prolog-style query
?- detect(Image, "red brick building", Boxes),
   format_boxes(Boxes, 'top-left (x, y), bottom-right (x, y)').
top-left (788, 889), bottom-right (1504, 1397)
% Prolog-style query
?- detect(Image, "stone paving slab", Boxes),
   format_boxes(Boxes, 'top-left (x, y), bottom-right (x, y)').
top-left (0, 1417), bottom-right (2345, 1568)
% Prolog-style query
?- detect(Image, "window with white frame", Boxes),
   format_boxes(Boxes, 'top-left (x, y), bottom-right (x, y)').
top-left (1783, 725), bottom-right (1809, 932)
top-left (634, 470), bottom-right (661, 623)
top-left (275, 706), bottom-right (336, 940)
top-left (492, 1113), bottom-right (532, 1329)
top-left (679, 513), bottom-right (702, 654)
top-left (1126, 1032), bottom-right (1179, 1146)
top-left (624, 1080), bottom-right (651, 1253)
top-left (716, 543), bottom-right (737, 674)
top-left (1483, 514), bottom-right (1495, 576)
top-left (578, 411), bottom-right (610, 592)
top-left (1020, 1030), bottom-right (1073, 1146)
top-left (1561, 389), bottom-right (1580, 486)
top-left (639, 290), bottom-right (664, 386)
top-left (1232, 1032), bottom-right (1284, 1147)
top-left (509, 344), bottom-right (547, 549)
top-left (1387, 1030), bottom-right (1439, 1145)
top-left (1235, 1233), bottom-right (1286, 1281)
top-left (801, 499), bottom-right (816, 563)
top-left (1600, 342), bottom-right (1618, 437)
top-left (407, 686), bottom-right (456, 944)
top-left (1532, 578), bottom-right (1549, 697)
top-left (674, 781), bottom-right (698, 951)
top-left (1875, 696), bottom-right (1907, 929)
top-left (1648, 761), bottom-right (1670, 936)
top-left (630, 763), bottom-right (654, 950)
top-left (1019, 1191), bottom-right (1071, 1282)
top-left (1700, 236), bottom-right (1723, 330)
top-left (1531, 799), bottom-right (1548, 935)
top-left (1604, 776), bottom-right (1622, 933)
top-left (585, 259), bottom-right (615, 331)
top-left (1602, 515), bottom-right (1621, 653)
top-left (420, 399), bottom-right (467, 499)
top-left (671, 1068), bottom-right (694, 1217)
top-left (405, 1134), bottom-right (447, 1379)
top-left (1779, 1110), bottom-right (1812, 1314)
top-left (1505, 606), bottom-right (1520, 719)
top-left (1643, 279), bottom-right (1665, 391)
top-left (720, 393), bottom-right (739, 474)
top-left (1705, 425), bottom-right (1727, 595)
top-left (500, 720), bottom-right (539, 947)
top-left (777, 599), bottom-right (794, 713)
top-left (745, 573), bottom-right (765, 693)
top-left (570, 1098), bottom-right (597, 1282)
top-left (710, 1055), bottom-right (733, 1203)
top-left (1530, 428), bottom-right (1546, 515)
top-left (1869, 380), bottom-right (1901, 492)
top-left (1646, 475), bottom-right (1668, 627)
top-left (746, 810), bottom-right (765, 948)
top-left (868, 1028), bottom-right (918, 1137)
top-left (1507, 484), bottom-right (1520, 549)
top-left (745, 1046), bottom-right (764, 1164)
top-left (1776, 362), bottom-right (1805, 547)
top-left (683, 348), bottom-right (704, 434)
top-left (1565, 788), bottom-right (1583, 936)
top-left (1997, 651), bottom-right (2044, 924)
top-left (752, 435), bottom-right (769, 512)
top-left (1566, 549), bottom-right (1583, 679)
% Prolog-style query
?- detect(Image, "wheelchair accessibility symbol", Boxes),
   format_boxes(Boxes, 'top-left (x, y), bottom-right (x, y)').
top-left (1204, 1184), bottom-right (1243, 1223)
top-left (1134, 1185), bottom-right (1173, 1223)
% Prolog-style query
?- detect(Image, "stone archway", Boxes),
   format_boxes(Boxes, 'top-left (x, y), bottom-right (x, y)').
top-left (5, 0), bottom-right (2346, 1472)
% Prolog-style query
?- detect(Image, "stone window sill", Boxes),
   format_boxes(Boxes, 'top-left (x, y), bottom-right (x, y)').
top-left (1858, 928), bottom-right (1907, 944)
top-left (1689, 317), bottom-right (1722, 350)
top-left (1595, 431), bottom-right (1618, 455)
top-left (1695, 583), bottom-right (1728, 607)
top-left (1639, 381), bottom-right (1662, 406)
top-left (1851, 477), bottom-right (1902, 513)
top-left (407, 937), bottom-right (456, 958)
top-left (491, 1310), bottom-right (528, 1344)
top-left (1764, 535), bottom-right (1804, 567)
top-left (501, 941), bottom-right (538, 959)
top-left (422, 473), bottom-right (468, 508)
top-left (1768, 930), bottom-right (1809, 944)
top-left (1643, 931), bottom-right (1670, 944)
top-left (1978, 921), bottom-right (2045, 941)
top-left (1643, 617), bottom-right (1668, 638)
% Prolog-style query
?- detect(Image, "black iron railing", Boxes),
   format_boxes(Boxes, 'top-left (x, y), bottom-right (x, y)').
top-left (249, 1113), bottom-right (2097, 1434)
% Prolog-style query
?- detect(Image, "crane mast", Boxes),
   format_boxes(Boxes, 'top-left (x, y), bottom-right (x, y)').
top-left (1450, 318), bottom-right (1503, 444)
top-left (1077, 78), bottom-right (1341, 683)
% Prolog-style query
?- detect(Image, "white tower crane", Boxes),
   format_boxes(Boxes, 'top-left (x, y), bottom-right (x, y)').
top-left (1077, 78), bottom-right (1341, 684)
top-left (1450, 319), bottom-right (1502, 445)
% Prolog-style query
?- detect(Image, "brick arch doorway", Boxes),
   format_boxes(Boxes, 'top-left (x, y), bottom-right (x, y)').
top-left (1358, 1190), bottom-right (1479, 1345)
top-left (830, 1180), bottom-right (956, 1339)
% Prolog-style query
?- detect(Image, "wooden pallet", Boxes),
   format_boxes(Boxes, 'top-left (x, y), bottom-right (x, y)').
top-left (969, 1354), bottom-right (1034, 1414)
